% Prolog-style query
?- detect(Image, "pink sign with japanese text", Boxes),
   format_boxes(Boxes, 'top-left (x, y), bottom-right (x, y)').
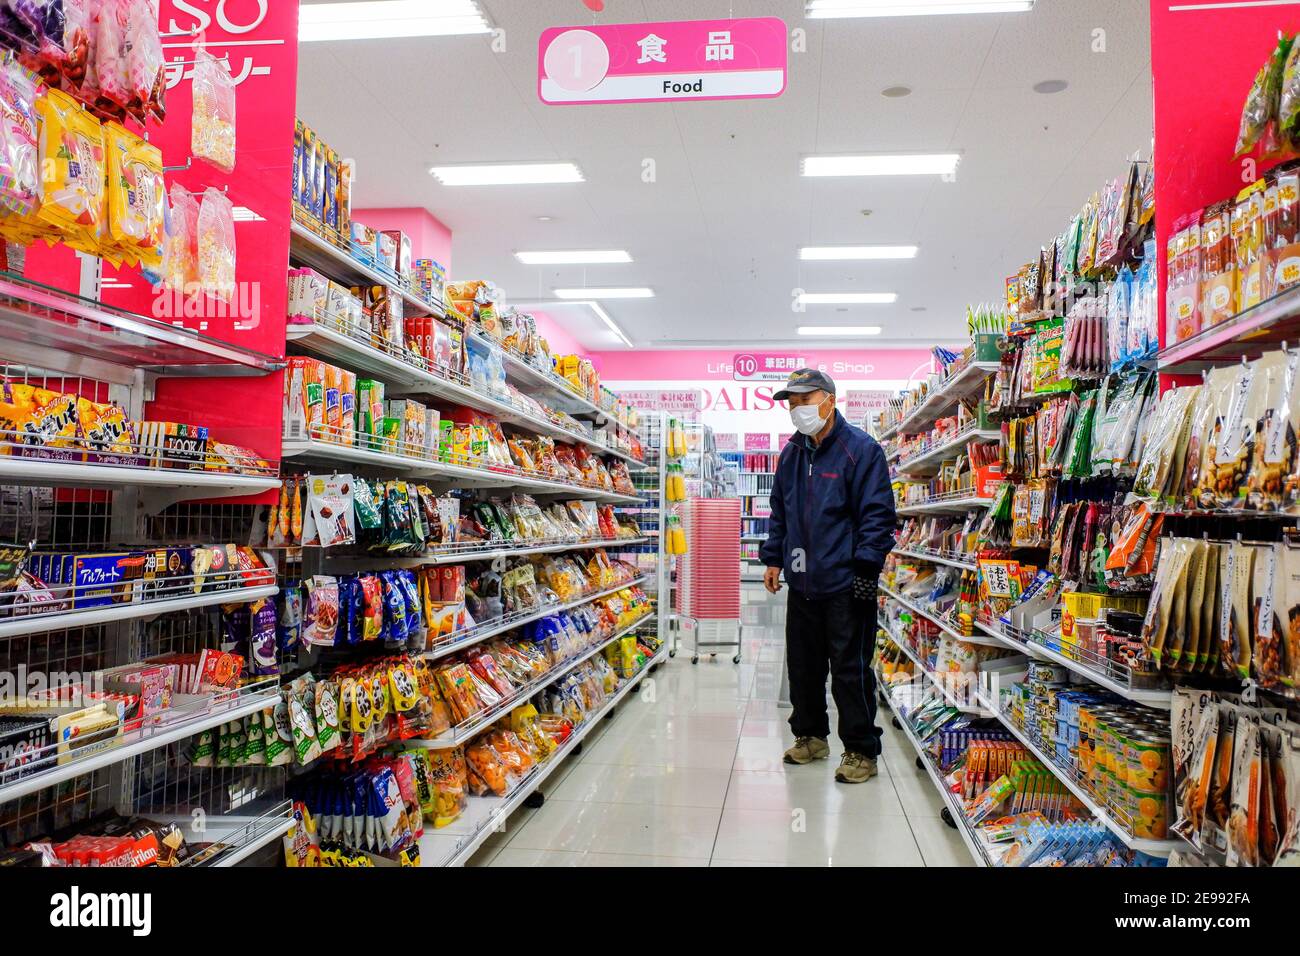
top-left (538, 17), bottom-right (787, 106)
top-left (745, 433), bottom-right (773, 452)
top-left (734, 352), bottom-right (811, 382)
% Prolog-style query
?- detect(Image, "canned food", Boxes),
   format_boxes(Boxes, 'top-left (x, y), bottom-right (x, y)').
top-left (1125, 732), bottom-right (1171, 792)
top-left (1129, 787), bottom-right (1170, 840)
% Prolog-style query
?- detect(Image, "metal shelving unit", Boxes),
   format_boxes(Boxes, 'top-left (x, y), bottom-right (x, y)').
top-left (977, 690), bottom-right (1178, 857)
top-left (418, 644), bottom-right (669, 867)
top-left (878, 359), bottom-right (1001, 440)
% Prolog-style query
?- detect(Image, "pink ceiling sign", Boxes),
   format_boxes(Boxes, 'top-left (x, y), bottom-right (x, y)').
top-left (590, 349), bottom-right (939, 382)
top-left (538, 17), bottom-right (788, 105)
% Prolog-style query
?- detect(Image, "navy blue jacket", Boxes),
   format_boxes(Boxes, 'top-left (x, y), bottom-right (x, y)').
top-left (759, 411), bottom-right (897, 597)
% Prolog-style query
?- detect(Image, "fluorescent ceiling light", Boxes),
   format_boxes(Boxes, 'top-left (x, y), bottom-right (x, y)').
top-left (798, 326), bottom-right (883, 336)
top-left (300, 0), bottom-right (491, 42)
top-left (430, 163), bottom-right (584, 186)
top-left (515, 299), bottom-right (634, 348)
top-left (587, 301), bottom-right (634, 348)
top-left (554, 287), bottom-right (654, 299)
top-left (798, 292), bottom-right (897, 305)
top-left (800, 245), bottom-right (918, 261)
top-left (516, 250), bottom-right (632, 265)
top-left (802, 154), bottom-right (960, 177)
top-left (806, 0), bottom-right (1033, 18)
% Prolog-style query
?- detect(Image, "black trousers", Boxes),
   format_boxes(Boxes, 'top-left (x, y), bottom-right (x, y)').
top-left (785, 589), bottom-right (882, 758)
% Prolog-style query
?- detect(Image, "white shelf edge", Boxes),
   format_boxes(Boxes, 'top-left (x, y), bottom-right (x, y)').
top-left (0, 685), bottom-right (281, 805)
top-left (281, 437), bottom-right (642, 504)
top-left (896, 495), bottom-right (994, 515)
top-left (972, 619), bottom-right (1172, 710)
top-left (0, 457), bottom-right (279, 498)
top-left (412, 612), bottom-right (657, 749)
top-left (885, 361), bottom-right (1001, 438)
top-left (313, 537), bottom-right (650, 571)
top-left (896, 428), bottom-right (1001, 475)
top-left (420, 644), bottom-right (670, 867)
top-left (422, 575), bottom-right (650, 662)
top-left (286, 320), bottom-right (647, 469)
top-left (0, 584), bottom-right (279, 641)
top-left (881, 585), bottom-right (1006, 648)
top-left (881, 621), bottom-right (990, 715)
top-left (878, 676), bottom-right (993, 867)
top-left (892, 547), bottom-right (977, 572)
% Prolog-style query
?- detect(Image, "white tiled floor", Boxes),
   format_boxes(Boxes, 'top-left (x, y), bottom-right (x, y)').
top-left (467, 584), bottom-right (975, 868)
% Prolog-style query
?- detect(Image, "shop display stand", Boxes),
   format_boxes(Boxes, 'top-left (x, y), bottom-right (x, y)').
top-left (734, 449), bottom-right (778, 580)
top-left (630, 413), bottom-right (674, 652)
top-left (281, 242), bottom-right (667, 865)
top-left (874, 673), bottom-right (1001, 866)
top-left (0, 286), bottom-right (292, 867)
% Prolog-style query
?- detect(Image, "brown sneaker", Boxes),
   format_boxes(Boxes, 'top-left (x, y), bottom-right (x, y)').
top-left (835, 752), bottom-right (878, 783)
top-left (783, 736), bottom-right (830, 765)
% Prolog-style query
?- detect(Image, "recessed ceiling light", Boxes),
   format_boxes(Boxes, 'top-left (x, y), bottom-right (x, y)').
top-left (554, 287), bottom-right (654, 299)
top-left (802, 153), bottom-right (960, 177)
top-left (797, 326), bottom-right (883, 336)
top-left (800, 246), bottom-right (918, 261)
top-left (806, 0), bottom-right (1034, 17)
top-left (881, 85), bottom-right (912, 98)
top-left (797, 292), bottom-right (897, 305)
top-left (911, 306), bottom-right (928, 312)
top-left (300, 0), bottom-right (491, 42)
top-left (536, 216), bottom-right (555, 222)
top-left (516, 250), bottom-right (632, 265)
top-left (1033, 79), bottom-right (1069, 94)
top-left (430, 162), bottom-right (584, 186)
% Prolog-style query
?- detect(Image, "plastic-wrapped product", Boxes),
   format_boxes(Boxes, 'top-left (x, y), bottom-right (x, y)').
top-left (35, 86), bottom-right (104, 252)
top-left (197, 185), bottom-right (236, 302)
top-left (0, 55), bottom-right (39, 217)
top-left (191, 48), bottom-right (235, 172)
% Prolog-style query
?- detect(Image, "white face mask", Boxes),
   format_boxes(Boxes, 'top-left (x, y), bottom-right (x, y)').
top-left (790, 397), bottom-right (830, 436)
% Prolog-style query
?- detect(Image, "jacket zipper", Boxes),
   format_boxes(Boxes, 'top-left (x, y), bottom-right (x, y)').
top-left (802, 441), bottom-right (816, 596)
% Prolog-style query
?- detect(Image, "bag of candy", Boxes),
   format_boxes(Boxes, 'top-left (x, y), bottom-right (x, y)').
top-left (0, 55), bottom-right (39, 218)
top-left (91, 0), bottom-right (131, 114)
top-left (197, 185), bottom-right (235, 302)
top-left (191, 48), bottom-right (235, 172)
top-left (103, 121), bottom-right (164, 266)
top-left (165, 182), bottom-right (199, 293)
top-left (126, 0), bottom-right (163, 122)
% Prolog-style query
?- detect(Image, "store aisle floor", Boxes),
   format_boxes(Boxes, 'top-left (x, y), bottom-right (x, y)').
top-left (468, 584), bottom-right (973, 867)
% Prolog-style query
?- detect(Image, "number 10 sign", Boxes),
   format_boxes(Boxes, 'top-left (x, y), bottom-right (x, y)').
top-left (538, 17), bottom-right (788, 106)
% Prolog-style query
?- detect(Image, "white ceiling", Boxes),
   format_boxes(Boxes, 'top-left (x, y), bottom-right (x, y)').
top-left (296, 0), bottom-right (1153, 350)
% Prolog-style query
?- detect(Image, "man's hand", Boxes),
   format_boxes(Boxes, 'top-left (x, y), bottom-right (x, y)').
top-left (764, 566), bottom-right (782, 594)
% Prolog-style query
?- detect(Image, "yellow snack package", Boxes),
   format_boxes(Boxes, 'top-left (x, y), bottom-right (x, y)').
top-left (104, 122), bottom-right (165, 270)
top-left (36, 89), bottom-right (105, 253)
top-left (76, 398), bottom-right (133, 455)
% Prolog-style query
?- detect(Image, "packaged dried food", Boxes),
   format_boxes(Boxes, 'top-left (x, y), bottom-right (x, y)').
top-left (191, 48), bottom-right (235, 172)
top-left (36, 87), bottom-right (104, 252)
top-left (197, 186), bottom-right (236, 303)
top-left (0, 56), bottom-right (39, 217)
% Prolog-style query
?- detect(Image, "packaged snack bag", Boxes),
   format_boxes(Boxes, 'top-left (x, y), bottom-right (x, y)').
top-left (1226, 714), bottom-right (1260, 867)
top-left (36, 87), bottom-right (105, 252)
top-left (125, 0), bottom-right (163, 122)
top-left (0, 56), bottom-right (40, 218)
top-left (197, 185), bottom-right (235, 303)
top-left (103, 121), bottom-right (164, 266)
top-left (191, 49), bottom-right (235, 173)
top-left (164, 182), bottom-right (199, 292)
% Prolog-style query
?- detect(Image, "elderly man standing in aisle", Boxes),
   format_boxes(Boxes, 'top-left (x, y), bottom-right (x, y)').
top-left (759, 368), bottom-right (897, 783)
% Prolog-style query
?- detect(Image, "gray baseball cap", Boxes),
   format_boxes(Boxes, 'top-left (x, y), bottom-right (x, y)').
top-left (773, 367), bottom-right (836, 401)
